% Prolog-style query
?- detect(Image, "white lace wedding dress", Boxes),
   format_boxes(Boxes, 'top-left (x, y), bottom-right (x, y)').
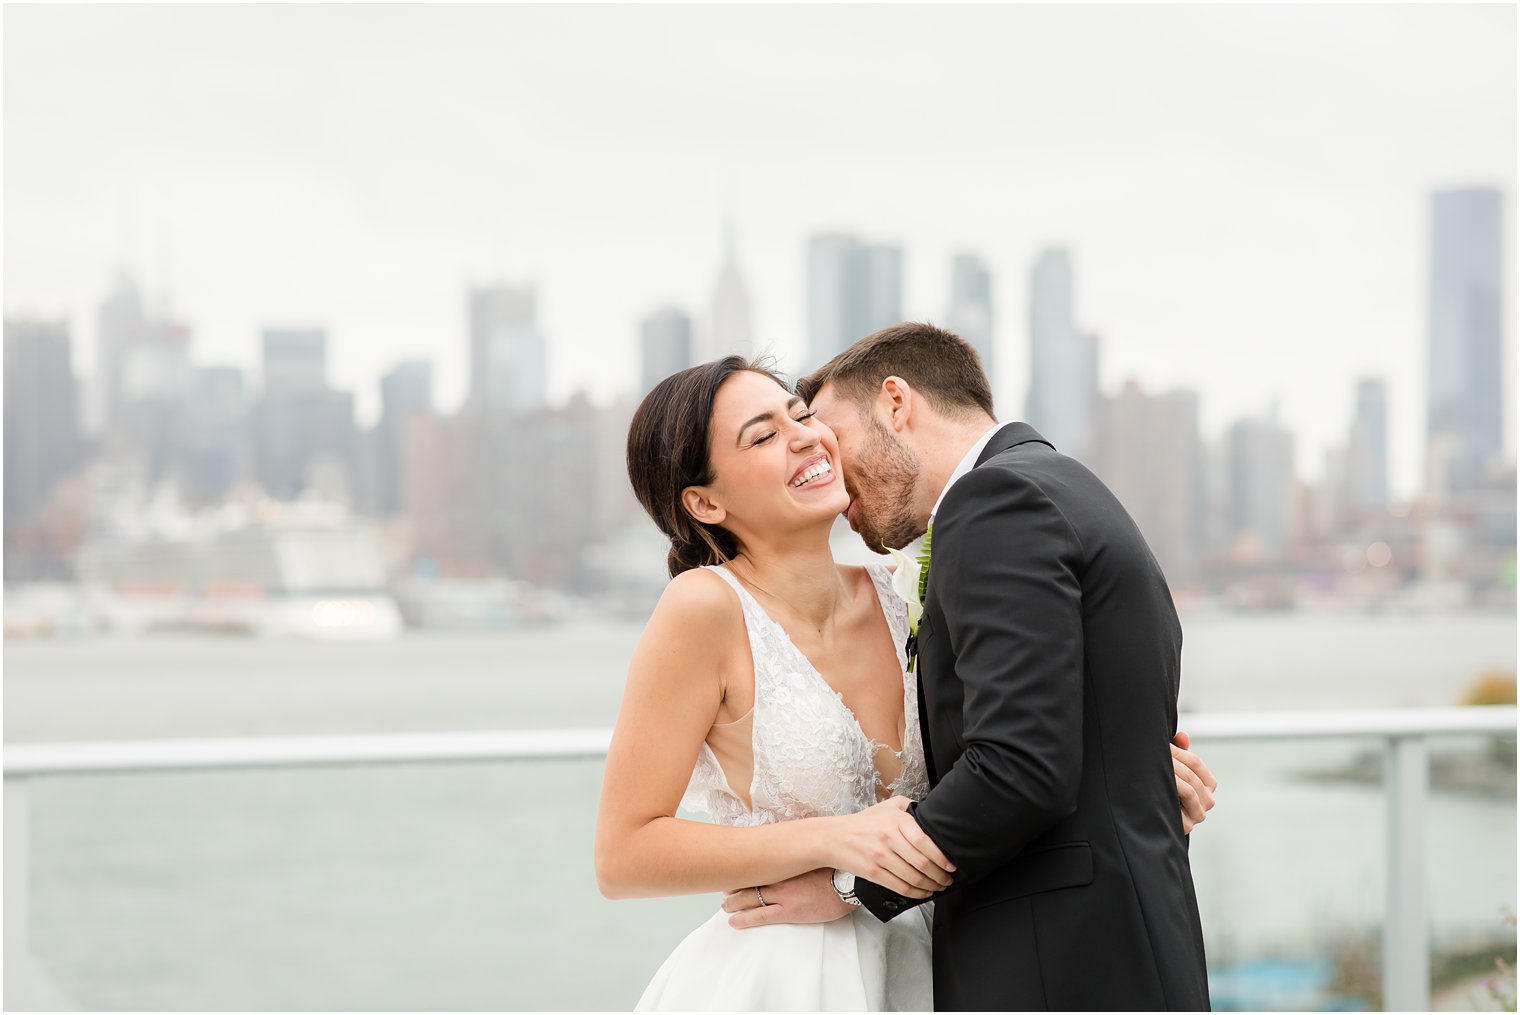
top-left (635, 562), bottom-right (934, 1012)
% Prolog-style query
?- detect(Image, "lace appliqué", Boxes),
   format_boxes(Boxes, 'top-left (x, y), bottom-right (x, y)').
top-left (679, 562), bottom-right (930, 827)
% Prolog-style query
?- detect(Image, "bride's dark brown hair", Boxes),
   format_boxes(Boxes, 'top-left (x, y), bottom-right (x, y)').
top-left (627, 355), bottom-right (792, 578)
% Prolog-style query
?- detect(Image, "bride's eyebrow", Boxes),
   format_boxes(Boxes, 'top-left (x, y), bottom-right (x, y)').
top-left (736, 396), bottom-right (804, 446)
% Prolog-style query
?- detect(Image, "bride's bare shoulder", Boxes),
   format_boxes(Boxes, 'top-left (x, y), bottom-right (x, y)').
top-left (626, 568), bottom-right (747, 684)
top-left (651, 567), bottom-right (744, 631)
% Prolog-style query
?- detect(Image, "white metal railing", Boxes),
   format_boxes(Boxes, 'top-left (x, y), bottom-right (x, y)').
top-left (4, 706), bottom-right (1515, 1012)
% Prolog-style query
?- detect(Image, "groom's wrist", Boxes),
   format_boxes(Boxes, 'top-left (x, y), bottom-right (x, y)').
top-left (830, 868), bottom-right (863, 907)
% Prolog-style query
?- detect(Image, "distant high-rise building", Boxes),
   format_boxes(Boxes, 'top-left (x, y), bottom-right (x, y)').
top-left (92, 271), bottom-right (143, 434)
top-left (253, 327), bottom-right (357, 502)
top-left (807, 234), bottom-right (903, 366)
top-left (4, 318), bottom-right (83, 524)
top-left (375, 361), bottom-right (434, 516)
top-left (1094, 380), bottom-right (1204, 583)
top-left (640, 308), bottom-right (694, 395)
top-left (704, 224), bottom-right (756, 363)
top-left (92, 272), bottom-right (193, 484)
top-left (860, 244), bottom-right (902, 338)
top-left (1026, 248), bottom-right (1099, 460)
top-left (1227, 408), bottom-right (1296, 561)
top-left (381, 362), bottom-right (433, 427)
top-left (4, 318), bottom-right (88, 580)
top-left (1308, 447), bottom-right (1349, 545)
top-left (469, 282), bottom-right (547, 412)
top-left (262, 328), bottom-right (327, 395)
top-left (947, 253), bottom-right (995, 390)
top-left (1427, 187), bottom-right (1505, 493)
top-left (403, 399), bottom-right (601, 589)
top-left (179, 365), bottom-right (249, 502)
top-left (1346, 377), bottom-right (1389, 516)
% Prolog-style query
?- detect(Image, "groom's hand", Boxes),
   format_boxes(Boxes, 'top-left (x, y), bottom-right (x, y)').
top-left (1172, 731), bottom-right (1218, 833)
top-left (721, 868), bottom-right (851, 929)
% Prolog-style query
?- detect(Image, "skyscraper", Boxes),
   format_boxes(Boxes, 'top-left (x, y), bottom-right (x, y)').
top-left (1346, 377), bottom-right (1389, 516)
top-left (92, 271), bottom-right (142, 434)
top-left (253, 327), bottom-right (357, 502)
top-left (4, 318), bottom-right (87, 580)
top-left (1427, 187), bottom-right (1504, 493)
top-left (261, 328), bottom-right (326, 395)
top-left (1026, 248), bottom-right (1099, 460)
top-left (1094, 380), bottom-right (1204, 583)
top-left (1227, 408), bottom-right (1296, 562)
top-left (179, 365), bottom-right (249, 502)
top-left (704, 224), bottom-right (756, 364)
top-left (947, 253), bottom-right (994, 388)
top-left (376, 361), bottom-right (434, 516)
top-left (4, 318), bottom-right (83, 524)
top-left (640, 307), bottom-right (693, 395)
top-left (807, 234), bottom-right (903, 366)
top-left (92, 271), bottom-right (193, 481)
top-left (860, 244), bottom-right (903, 340)
top-left (469, 282), bottom-right (547, 412)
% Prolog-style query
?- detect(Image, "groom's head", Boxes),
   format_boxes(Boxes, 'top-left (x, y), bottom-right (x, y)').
top-left (797, 322), bottom-right (995, 553)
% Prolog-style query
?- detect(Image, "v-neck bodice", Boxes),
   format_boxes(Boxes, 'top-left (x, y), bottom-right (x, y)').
top-left (680, 562), bottom-right (930, 827)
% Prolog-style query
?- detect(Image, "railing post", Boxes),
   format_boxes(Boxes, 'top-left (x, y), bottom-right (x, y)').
top-left (5, 775), bottom-right (28, 1012)
top-left (1382, 735), bottom-right (1429, 1011)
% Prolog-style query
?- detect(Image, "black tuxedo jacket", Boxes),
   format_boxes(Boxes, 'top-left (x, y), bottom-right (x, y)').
top-left (855, 423), bottom-right (1210, 1011)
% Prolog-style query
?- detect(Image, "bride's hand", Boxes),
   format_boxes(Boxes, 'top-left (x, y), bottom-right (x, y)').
top-left (828, 796), bottom-right (956, 899)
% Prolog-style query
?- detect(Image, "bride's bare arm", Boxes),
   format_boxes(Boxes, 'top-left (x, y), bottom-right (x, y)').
top-left (594, 568), bottom-right (953, 901)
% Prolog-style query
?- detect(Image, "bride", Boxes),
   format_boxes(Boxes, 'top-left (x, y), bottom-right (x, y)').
top-left (594, 356), bottom-right (1214, 1011)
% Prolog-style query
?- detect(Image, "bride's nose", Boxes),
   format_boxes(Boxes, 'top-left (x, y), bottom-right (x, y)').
top-left (788, 419), bottom-right (819, 451)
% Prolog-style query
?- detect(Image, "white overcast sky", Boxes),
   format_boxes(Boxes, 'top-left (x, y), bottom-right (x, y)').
top-left (5, 3), bottom-right (1515, 497)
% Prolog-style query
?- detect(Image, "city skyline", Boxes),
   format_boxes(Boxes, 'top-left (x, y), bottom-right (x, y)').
top-left (4, 4), bottom-right (1515, 499)
top-left (8, 200), bottom-right (1512, 593)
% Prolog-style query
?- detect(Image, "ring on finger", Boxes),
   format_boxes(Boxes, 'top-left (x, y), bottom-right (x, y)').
top-left (755, 886), bottom-right (766, 907)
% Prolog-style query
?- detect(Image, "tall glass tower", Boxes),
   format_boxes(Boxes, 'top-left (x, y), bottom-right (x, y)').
top-left (947, 253), bottom-right (994, 391)
top-left (1427, 187), bottom-right (1504, 492)
top-left (807, 234), bottom-right (903, 366)
top-left (1026, 247), bottom-right (1098, 459)
top-left (469, 282), bottom-right (547, 413)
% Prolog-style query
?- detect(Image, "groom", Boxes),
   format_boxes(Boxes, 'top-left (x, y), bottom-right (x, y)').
top-left (730, 323), bottom-right (1210, 1010)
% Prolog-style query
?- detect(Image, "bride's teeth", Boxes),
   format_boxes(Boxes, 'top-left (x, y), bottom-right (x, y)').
top-left (792, 460), bottom-right (832, 487)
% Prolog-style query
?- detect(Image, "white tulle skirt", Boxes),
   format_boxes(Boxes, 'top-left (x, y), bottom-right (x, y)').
top-left (635, 903), bottom-right (934, 1011)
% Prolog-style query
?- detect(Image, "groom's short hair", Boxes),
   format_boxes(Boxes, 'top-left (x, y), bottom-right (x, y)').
top-left (796, 321), bottom-right (995, 419)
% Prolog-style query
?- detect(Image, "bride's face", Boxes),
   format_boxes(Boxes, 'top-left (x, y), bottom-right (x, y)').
top-left (686, 370), bottom-right (849, 541)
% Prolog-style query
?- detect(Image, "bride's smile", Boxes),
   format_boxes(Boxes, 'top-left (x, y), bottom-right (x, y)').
top-left (788, 452), bottom-right (834, 490)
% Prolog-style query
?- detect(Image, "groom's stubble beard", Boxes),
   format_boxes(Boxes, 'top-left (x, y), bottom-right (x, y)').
top-left (847, 415), bottom-right (925, 554)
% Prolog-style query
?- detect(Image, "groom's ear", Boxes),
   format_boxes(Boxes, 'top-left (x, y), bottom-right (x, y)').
top-left (681, 486), bottom-right (727, 527)
top-left (880, 376), bottom-right (914, 434)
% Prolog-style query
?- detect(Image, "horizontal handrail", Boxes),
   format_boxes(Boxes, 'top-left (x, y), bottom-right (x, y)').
top-left (1178, 705), bottom-right (1516, 740)
top-left (3, 728), bottom-right (614, 776)
top-left (4, 707), bottom-right (1514, 778)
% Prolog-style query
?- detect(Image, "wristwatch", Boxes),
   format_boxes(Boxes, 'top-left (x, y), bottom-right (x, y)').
top-left (831, 868), bottom-right (862, 907)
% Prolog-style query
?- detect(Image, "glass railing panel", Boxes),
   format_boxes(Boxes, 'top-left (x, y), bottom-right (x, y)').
top-left (19, 731), bottom-right (1516, 1011)
top-left (26, 759), bottom-right (714, 1011)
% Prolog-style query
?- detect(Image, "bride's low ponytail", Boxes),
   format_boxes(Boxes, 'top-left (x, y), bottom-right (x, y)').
top-left (628, 356), bottom-right (786, 579)
top-left (666, 530), bottom-right (734, 578)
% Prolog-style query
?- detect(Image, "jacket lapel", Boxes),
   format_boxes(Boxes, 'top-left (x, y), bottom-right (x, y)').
top-left (917, 421), bottom-right (1054, 787)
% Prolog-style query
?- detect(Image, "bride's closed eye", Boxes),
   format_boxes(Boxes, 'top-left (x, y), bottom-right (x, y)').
top-left (751, 412), bottom-right (818, 446)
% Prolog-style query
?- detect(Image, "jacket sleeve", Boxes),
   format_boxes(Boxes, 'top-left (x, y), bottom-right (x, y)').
top-left (858, 465), bottom-right (1084, 922)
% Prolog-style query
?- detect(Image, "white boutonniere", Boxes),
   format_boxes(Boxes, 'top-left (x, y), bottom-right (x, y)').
top-left (884, 523), bottom-right (932, 670)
